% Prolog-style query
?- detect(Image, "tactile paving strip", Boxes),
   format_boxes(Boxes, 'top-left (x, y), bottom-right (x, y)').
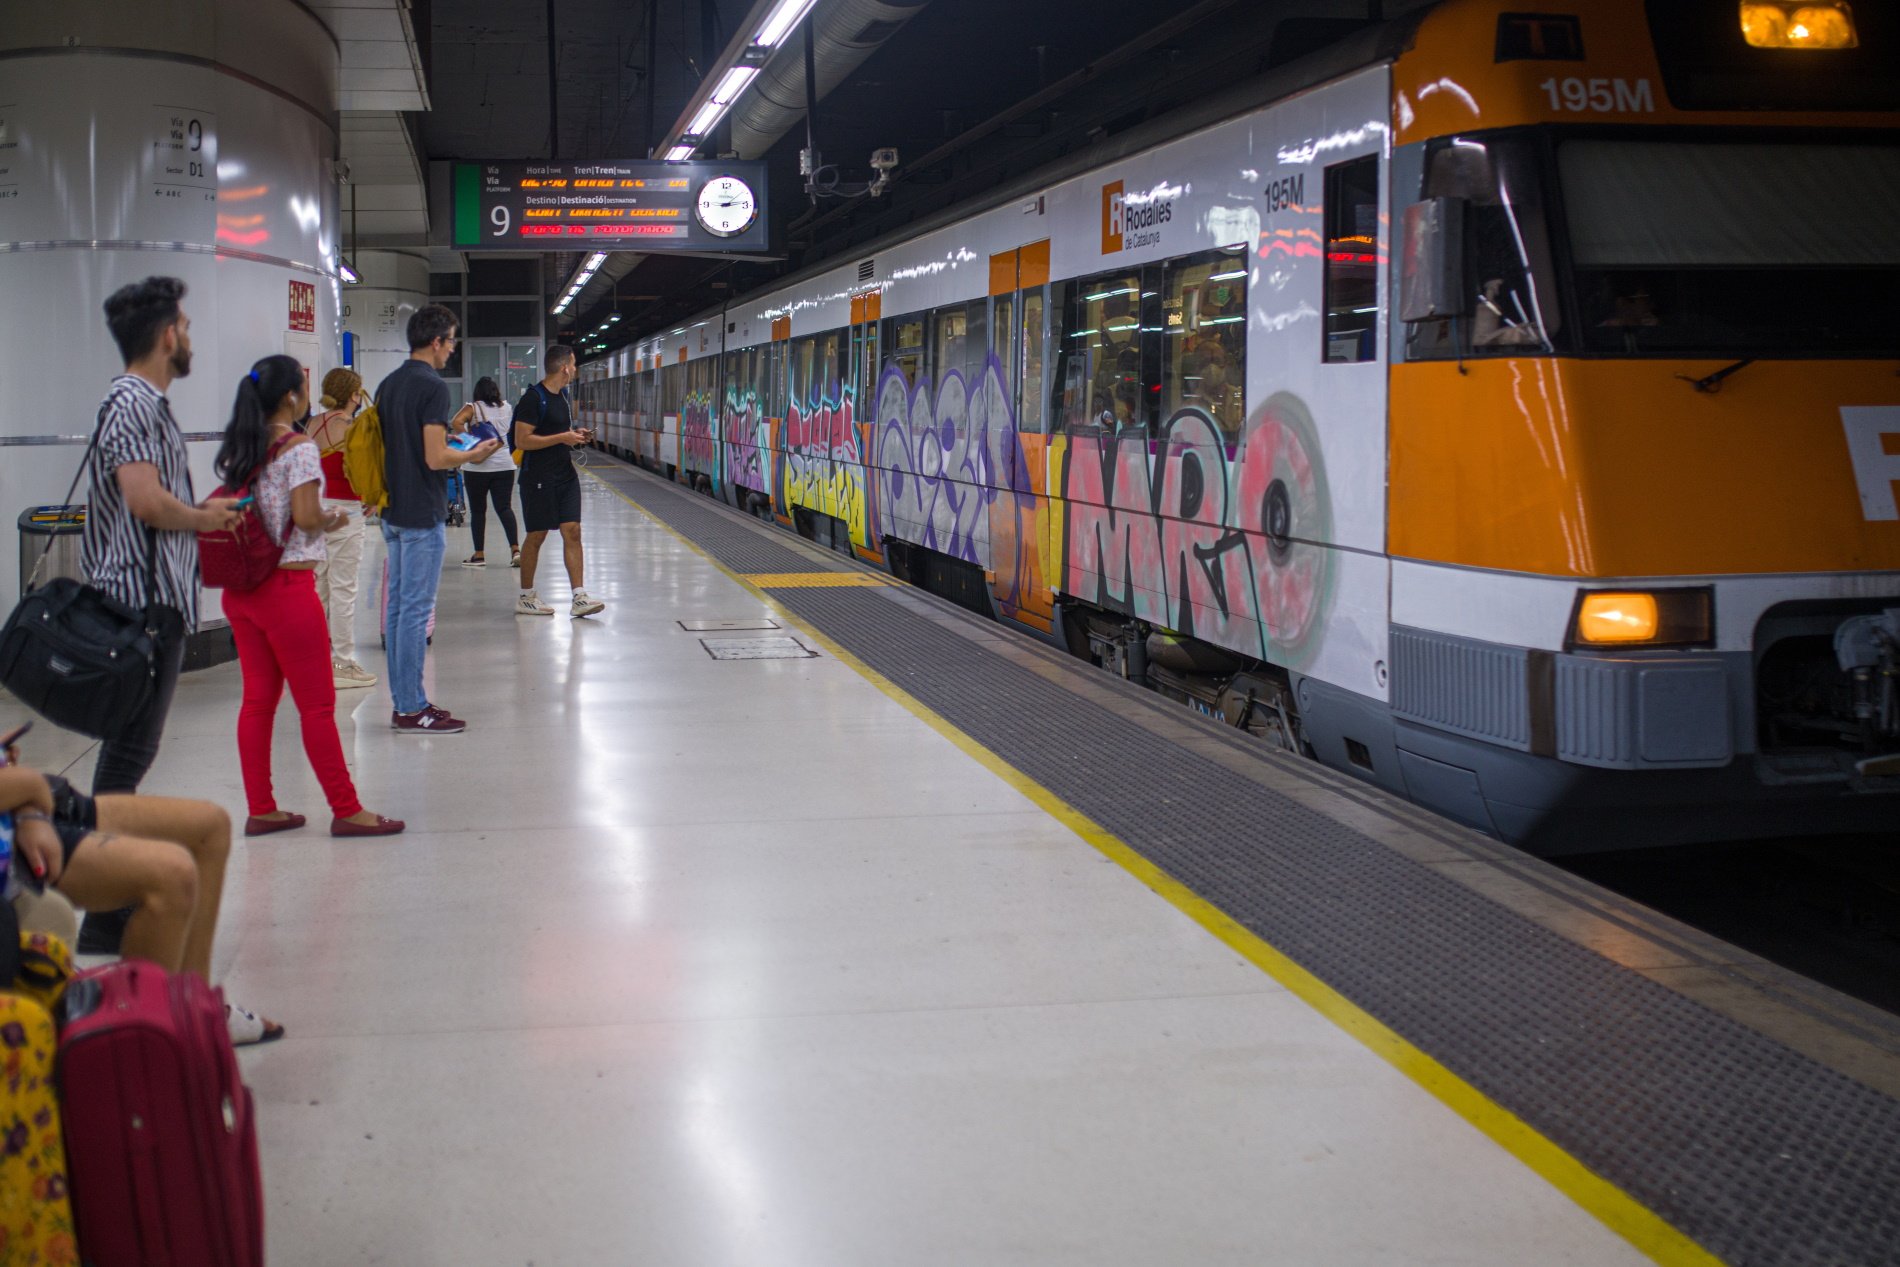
top-left (597, 465), bottom-right (838, 577)
top-left (603, 464), bottom-right (1900, 1267)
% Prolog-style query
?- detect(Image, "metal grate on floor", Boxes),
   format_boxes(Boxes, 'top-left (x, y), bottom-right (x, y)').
top-left (603, 462), bottom-right (1900, 1267)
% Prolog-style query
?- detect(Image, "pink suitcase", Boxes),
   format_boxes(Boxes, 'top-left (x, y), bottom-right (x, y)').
top-left (377, 555), bottom-right (436, 647)
top-left (58, 960), bottom-right (264, 1267)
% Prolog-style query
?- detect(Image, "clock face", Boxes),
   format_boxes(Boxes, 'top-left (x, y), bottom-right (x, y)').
top-left (695, 176), bottom-right (759, 238)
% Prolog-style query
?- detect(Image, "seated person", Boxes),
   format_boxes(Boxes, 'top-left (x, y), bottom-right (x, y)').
top-left (1, 737), bottom-right (281, 1045)
top-left (1471, 277), bottom-right (1545, 348)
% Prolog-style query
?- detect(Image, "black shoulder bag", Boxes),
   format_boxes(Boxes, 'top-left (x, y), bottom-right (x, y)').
top-left (0, 412), bottom-right (170, 741)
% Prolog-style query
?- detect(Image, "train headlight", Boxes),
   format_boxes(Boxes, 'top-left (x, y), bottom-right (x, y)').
top-left (1740, 2), bottom-right (1859, 49)
top-left (1571, 588), bottom-right (1715, 650)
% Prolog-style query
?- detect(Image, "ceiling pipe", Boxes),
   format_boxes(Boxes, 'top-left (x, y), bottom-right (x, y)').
top-left (727, 0), bottom-right (931, 160)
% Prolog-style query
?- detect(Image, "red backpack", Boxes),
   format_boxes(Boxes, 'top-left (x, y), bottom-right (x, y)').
top-left (198, 435), bottom-right (295, 592)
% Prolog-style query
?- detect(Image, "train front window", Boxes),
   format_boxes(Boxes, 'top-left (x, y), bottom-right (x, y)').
top-left (1557, 139), bottom-right (1900, 356)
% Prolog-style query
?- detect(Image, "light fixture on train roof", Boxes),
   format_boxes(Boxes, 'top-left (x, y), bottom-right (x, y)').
top-left (1740, 2), bottom-right (1859, 48)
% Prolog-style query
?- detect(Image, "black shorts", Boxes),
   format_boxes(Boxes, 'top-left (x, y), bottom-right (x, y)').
top-left (45, 774), bottom-right (98, 865)
top-left (521, 474), bottom-right (582, 534)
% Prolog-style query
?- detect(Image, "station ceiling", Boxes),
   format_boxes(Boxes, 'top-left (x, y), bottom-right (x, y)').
top-left (415, 0), bottom-right (1416, 351)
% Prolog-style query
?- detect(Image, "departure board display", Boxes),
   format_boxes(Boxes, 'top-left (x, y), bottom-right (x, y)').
top-left (451, 160), bottom-right (769, 253)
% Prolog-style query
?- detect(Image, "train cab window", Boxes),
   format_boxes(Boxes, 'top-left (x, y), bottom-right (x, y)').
top-left (1020, 290), bottom-right (1046, 433)
top-left (1323, 157), bottom-right (1380, 364)
top-left (887, 318), bottom-right (925, 389)
top-left (1406, 136), bottom-right (1559, 360)
top-left (1160, 248), bottom-right (1248, 434)
top-left (1055, 270), bottom-right (1145, 433)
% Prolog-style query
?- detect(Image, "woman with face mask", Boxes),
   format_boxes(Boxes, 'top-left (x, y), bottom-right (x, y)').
top-left (215, 357), bottom-right (404, 839)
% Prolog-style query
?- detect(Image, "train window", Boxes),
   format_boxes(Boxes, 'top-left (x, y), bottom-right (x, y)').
top-left (790, 337), bottom-right (816, 408)
top-left (929, 306), bottom-right (966, 387)
top-left (887, 317), bottom-right (924, 389)
top-left (1407, 136), bottom-right (1559, 360)
top-left (993, 294), bottom-right (1015, 414)
top-left (1323, 157), bottom-right (1380, 364)
top-left (818, 330), bottom-right (843, 402)
top-left (1054, 270), bottom-right (1145, 434)
top-left (1160, 248), bottom-right (1248, 434)
top-left (1020, 290), bottom-right (1046, 434)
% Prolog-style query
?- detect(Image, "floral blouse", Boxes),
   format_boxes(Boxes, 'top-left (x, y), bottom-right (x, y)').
top-left (255, 439), bottom-right (328, 565)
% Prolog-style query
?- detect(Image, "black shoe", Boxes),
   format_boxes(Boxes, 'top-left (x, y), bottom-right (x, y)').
top-left (78, 905), bottom-right (133, 955)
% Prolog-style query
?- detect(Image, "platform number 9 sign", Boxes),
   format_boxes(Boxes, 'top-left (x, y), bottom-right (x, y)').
top-left (491, 206), bottom-right (511, 237)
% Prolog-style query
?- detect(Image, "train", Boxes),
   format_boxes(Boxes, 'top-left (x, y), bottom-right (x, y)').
top-left (573, 0), bottom-right (1900, 855)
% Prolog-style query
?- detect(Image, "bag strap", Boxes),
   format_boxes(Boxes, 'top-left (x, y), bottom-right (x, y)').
top-left (23, 395), bottom-right (113, 591)
top-left (0, 895), bottom-right (20, 987)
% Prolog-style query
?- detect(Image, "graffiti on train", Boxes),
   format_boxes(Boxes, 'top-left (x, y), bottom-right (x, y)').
top-left (721, 388), bottom-right (767, 494)
top-left (783, 388), bottom-right (870, 546)
top-left (874, 357), bottom-right (1026, 567)
top-left (681, 391), bottom-right (718, 483)
top-left (1060, 393), bottom-right (1334, 665)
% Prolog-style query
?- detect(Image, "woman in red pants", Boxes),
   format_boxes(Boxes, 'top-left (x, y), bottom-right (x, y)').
top-left (213, 356), bottom-right (404, 838)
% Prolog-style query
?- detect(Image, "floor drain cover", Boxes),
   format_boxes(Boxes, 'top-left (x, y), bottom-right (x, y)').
top-left (700, 636), bottom-right (817, 660)
top-left (679, 619), bottom-right (781, 632)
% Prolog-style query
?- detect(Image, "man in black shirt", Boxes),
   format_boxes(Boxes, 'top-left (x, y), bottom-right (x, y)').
top-left (377, 305), bottom-right (500, 733)
top-left (512, 345), bottom-right (602, 617)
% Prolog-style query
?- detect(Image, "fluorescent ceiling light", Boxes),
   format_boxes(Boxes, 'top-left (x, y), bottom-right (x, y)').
top-left (711, 65), bottom-right (758, 105)
top-left (664, 144), bottom-right (697, 162)
top-left (1208, 269), bottom-right (1247, 281)
top-left (754, 0), bottom-right (819, 49)
top-left (687, 101), bottom-right (725, 137)
top-left (338, 263), bottom-right (360, 284)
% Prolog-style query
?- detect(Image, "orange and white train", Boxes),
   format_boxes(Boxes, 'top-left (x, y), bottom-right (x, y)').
top-left (575, 0), bottom-right (1900, 853)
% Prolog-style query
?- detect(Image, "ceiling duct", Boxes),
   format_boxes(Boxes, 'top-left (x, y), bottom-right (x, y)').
top-left (727, 0), bottom-right (932, 160)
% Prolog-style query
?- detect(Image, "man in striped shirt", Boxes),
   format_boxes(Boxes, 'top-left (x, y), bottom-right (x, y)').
top-left (76, 277), bottom-right (239, 951)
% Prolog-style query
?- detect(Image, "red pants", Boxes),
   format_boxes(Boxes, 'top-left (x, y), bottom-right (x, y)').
top-left (224, 568), bottom-right (363, 818)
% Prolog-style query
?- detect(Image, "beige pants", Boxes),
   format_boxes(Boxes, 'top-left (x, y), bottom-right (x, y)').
top-left (316, 500), bottom-right (366, 661)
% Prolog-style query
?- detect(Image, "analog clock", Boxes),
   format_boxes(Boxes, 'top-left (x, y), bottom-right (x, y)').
top-left (694, 176), bottom-right (759, 238)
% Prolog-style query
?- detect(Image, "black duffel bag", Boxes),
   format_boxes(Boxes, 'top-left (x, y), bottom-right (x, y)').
top-left (0, 421), bottom-right (168, 741)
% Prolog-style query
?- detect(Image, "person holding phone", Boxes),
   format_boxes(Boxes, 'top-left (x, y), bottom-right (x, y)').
top-left (513, 345), bottom-right (603, 618)
top-left (457, 376), bottom-right (521, 569)
top-left (0, 723), bottom-right (284, 1044)
top-left (213, 357), bottom-right (405, 838)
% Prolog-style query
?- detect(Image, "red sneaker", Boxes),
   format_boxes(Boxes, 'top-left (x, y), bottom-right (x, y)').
top-left (391, 708), bottom-right (466, 734)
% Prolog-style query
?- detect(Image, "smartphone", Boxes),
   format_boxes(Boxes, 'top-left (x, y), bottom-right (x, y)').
top-left (0, 720), bottom-right (31, 756)
top-left (447, 433), bottom-right (479, 452)
top-left (233, 495), bottom-right (256, 509)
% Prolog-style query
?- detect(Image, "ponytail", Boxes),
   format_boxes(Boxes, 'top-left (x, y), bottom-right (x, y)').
top-left (215, 354), bottom-right (304, 487)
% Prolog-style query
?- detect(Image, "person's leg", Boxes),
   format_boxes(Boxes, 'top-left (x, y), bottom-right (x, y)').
top-left (466, 471), bottom-right (490, 556)
top-left (561, 520), bottom-right (585, 589)
top-left (492, 471), bottom-right (520, 551)
top-left (519, 529), bottom-right (549, 589)
top-left (265, 571), bottom-right (364, 817)
top-left (86, 793), bottom-right (231, 981)
top-left (90, 618), bottom-right (188, 795)
top-left (325, 505), bottom-right (367, 661)
top-left (391, 523), bottom-right (446, 708)
top-left (382, 523), bottom-right (427, 714)
top-left (55, 829), bottom-right (199, 972)
top-left (224, 587), bottom-right (288, 818)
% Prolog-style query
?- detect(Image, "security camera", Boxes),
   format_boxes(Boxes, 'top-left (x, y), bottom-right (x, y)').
top-left (870, 147), bottom-right (899, 172)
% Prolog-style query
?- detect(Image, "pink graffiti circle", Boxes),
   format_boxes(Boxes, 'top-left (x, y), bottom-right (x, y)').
top-left (1244, 392), bottom-right (1333, 664)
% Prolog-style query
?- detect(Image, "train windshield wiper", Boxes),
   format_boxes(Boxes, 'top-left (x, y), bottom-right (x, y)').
top-left (1675, 358), bottom-right (1755, 394)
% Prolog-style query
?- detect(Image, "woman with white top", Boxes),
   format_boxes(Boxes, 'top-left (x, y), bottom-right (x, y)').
top-left (458, 376), bottom-right (521, 568)
top-left (304, 367), bottom-right (376, 689)
top-left (212, 355), bottom-right (405, 839)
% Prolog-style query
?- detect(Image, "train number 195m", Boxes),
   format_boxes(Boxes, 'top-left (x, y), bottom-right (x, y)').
top-left (1539, 77), bottom-right (1655, 114)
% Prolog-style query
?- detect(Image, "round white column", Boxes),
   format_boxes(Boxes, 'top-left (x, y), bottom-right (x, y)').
top-left (342, 249), bottom-right (431, 401)
top-left (0, 0), bottom-right (341, 618)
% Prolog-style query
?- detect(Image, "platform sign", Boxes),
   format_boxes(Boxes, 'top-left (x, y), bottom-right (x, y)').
top-left (452, 160), bottom-right (769, 253)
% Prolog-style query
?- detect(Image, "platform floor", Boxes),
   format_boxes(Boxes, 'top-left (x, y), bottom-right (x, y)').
top-left (6, 472), bottom-right (1665, 1265)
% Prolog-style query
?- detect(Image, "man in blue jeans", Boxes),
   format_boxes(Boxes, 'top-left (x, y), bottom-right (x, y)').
top-left (376, 304), bottom-right (500, 734)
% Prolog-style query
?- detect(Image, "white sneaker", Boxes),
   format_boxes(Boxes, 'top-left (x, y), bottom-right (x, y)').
top-left (225, 1001), bottom-right (284, 1046)
top-left (571, 591), bottom-right (605, 618)
top-left (333, 658), bottom-right (377, 689)
top-left (516, 591), bottom-right (555, 616)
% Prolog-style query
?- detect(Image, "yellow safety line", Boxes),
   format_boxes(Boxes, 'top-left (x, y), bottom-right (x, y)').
top-left (587, 470), bottom-right (1726, 1267)
top-left (741, 571), bottom-right (893, 588)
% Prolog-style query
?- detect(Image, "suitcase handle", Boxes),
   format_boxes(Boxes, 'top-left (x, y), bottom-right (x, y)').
top-left (60, 972), bottom-right (102, 1022)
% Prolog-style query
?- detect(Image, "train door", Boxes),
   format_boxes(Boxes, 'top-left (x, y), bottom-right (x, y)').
top-left (985, 241), bottom-right (1057, 634)
top-left (847, 292), bottom-right (881, 559)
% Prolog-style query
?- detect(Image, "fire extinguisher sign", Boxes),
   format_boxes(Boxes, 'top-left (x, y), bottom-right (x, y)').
top-left (289, 280), bottom-right (316, 333)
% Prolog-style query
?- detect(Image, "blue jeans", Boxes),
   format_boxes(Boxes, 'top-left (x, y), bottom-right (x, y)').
top-left (382, 521), bottom-right (445, 715)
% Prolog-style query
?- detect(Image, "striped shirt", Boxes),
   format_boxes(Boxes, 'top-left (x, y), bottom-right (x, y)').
top-left (81, 374), bottom-right (199, 628)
